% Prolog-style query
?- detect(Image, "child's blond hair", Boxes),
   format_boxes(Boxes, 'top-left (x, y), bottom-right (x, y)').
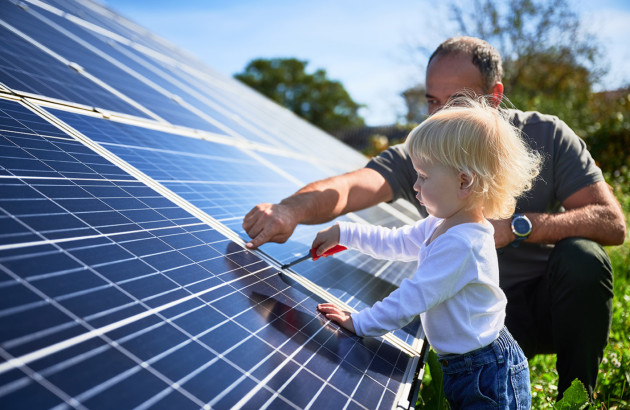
top-left (405, 97), bottom-right (541, 219)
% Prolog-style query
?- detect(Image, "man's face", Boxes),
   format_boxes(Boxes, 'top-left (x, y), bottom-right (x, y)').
top-left (425, 54), bottom-right (486, 115)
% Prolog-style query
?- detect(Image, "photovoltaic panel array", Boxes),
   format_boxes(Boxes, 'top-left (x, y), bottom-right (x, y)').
top-left (0, 0), bottom-right (427, 409)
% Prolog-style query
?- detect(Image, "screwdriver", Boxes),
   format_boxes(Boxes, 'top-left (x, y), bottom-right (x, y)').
top-left (280, 245), bottom-right (347, 269)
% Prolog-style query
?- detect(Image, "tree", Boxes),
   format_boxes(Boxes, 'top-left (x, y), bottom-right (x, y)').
top-left (447, 0), bottom-right (606, 133)
top-left (445, 0), bottom-right (630, 180)
top-left (234, 58), bottom-right (365, 132)
top-left (587, 88), bottom-right (630, 176)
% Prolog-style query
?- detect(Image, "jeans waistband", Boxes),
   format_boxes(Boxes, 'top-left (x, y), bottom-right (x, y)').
top-left (437, 327), bottom-right (514, 371)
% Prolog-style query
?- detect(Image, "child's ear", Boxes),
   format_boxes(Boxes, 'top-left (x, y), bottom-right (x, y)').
top-left (458, 172), bottom-right (474, 198)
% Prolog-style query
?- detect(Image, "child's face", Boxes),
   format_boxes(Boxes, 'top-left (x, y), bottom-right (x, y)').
top-left (411, 156), bottom-right (463, 219)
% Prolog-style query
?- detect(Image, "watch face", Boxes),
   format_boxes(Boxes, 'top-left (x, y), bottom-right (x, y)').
top-left (513, 217), bottom-right (532, 236)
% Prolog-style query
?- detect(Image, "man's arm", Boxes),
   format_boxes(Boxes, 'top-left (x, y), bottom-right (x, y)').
top-left (243, 167), bottom-right (393, 249)
top-left (492, 181), bottom-right (626, 247)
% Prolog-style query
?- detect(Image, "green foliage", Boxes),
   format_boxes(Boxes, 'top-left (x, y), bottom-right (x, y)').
top-left (446, 0), bottom-right (629, 176)
top-left (504, 49), bottom-right (593, 135)
top-left (529, 353), bottom-right (559, 408)
top-left (449, 0), bottom-right (605, 134)
top-left (417, 350), bottom-right (449, 409)
top-left (361, 134), bottom-right (389, 158)
top-left (585, 90), bottom-right (630, 179)
top-left (234, 58), bottom-right (365, 132)
top-left (554, 380), bottom-right (593, 410)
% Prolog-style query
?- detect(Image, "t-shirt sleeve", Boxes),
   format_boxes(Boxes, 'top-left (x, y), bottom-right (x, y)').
top-left (552, 119), bottom-right (604, 202)
top-left (365, 144), bottom-right (418, 205)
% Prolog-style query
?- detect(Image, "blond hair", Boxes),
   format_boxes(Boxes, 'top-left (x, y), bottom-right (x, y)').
top-left (405, 97), bottom-right (541, 219)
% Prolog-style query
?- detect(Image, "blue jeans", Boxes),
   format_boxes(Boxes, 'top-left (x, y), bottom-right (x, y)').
top-left (438, 327), bottom-right (531, 409)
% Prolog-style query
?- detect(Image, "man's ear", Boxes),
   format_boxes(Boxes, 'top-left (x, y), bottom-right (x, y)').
top-left (458, 172), bottom-right (474, 199)
top-left (491, 82), bottom-right (504, 107)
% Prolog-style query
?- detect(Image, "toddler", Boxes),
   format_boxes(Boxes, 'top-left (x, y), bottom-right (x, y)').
top-left (315, 97), bottom-right (541, 409)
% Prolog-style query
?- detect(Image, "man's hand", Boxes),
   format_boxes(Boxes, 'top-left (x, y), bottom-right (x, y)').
top-left (242, 168), bottom-right (394, 250)
top-left (317, 303), bottom-right (356, 334)
top-left (311, 224), bottom-right (341, 257)
top-left (243, 202), bottom-right (299, 249)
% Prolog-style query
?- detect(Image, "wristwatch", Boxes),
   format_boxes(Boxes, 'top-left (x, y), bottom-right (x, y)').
top-left (511, 213), bottom-right (532, 247)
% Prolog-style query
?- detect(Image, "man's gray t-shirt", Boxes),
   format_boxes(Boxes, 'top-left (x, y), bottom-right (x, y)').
top-left (366, 109), bottom-right (603, 289)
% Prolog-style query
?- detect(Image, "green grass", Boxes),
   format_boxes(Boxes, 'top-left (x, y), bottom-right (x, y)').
top-left (418, 173), bottom-right (630, 409)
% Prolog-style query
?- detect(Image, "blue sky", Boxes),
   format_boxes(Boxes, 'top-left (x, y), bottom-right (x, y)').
top-left (104, 0), bottom-right (630, 126)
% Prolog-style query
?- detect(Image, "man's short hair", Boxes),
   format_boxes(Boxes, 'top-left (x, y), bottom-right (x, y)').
top-left (428, 36), bottom-right (503, 93)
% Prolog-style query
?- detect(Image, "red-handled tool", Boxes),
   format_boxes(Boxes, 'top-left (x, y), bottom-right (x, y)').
top-left (280, 245), bottom-right (347, 269)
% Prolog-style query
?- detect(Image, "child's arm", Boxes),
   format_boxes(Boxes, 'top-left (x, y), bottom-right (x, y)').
top-left (312, 224), bottom-right (341, 257)
top-left (317, 303), bottom-right (356, 334)
top-left (338, 221), bottom-right (428, 261)
top-left (313, 219), bottom-right (435, 262)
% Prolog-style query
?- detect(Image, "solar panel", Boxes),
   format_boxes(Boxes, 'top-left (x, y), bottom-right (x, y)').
top-left (0, 19), bottom-right (150, 119)
top-left (0, 0), bottom-right (427, 408)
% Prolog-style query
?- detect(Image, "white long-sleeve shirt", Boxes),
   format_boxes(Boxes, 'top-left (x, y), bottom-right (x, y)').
top-left (339, 216), bottom-right (506, 355)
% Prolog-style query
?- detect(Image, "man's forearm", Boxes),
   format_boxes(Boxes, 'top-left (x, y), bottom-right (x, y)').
top-left (527, 204), bottom-right (626, 246)
top-left (279, 182), bottom-right (345, 225)
top-left (243, 168), bottom-right (392, 249)
top-left (281, 168), bottom-right (393, 225)
top-left (523, 181), bottom-right (626, 246)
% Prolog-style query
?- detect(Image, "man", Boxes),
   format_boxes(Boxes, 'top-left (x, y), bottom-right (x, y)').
top-left (242, 36), bottom-right (626, 399)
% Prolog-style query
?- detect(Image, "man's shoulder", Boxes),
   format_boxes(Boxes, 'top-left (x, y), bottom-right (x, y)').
top-left (503, 108), bottom-right (563, 128)
top-left (503, 108), bottom-right (578, 146)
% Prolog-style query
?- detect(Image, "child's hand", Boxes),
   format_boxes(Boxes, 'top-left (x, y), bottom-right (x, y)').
top-left (317, 303), bottom-right (356, 334)
top-left (312, 224), bottom-right (341, 257)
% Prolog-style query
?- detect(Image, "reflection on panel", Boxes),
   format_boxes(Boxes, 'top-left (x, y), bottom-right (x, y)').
top-left (43, 107), bottom-right (421, 343)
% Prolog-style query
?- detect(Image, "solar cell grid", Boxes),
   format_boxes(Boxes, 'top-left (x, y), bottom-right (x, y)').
top-left (34, 0), bottom-right (191, 64)
top-left (3, 3), bottom-right (227, 132)
top-left (2, 244), bottom-right (409, 408)
top-left (113, 43), bottom-right (276, 144)
top-left (42, 107), bottom-right (422, 330)
top-left (0, 97), bottom-right (421, 408)
top-left (45, 107), bottom-right (310, 219)
top-left (167, 65), bottom-right (366, 162)
top-left (0, 21), bottom-right (148, 119)
top-left (261, 235), bottom-right (421, 347)
top-left (127, 60), bottom-right (312, 148)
